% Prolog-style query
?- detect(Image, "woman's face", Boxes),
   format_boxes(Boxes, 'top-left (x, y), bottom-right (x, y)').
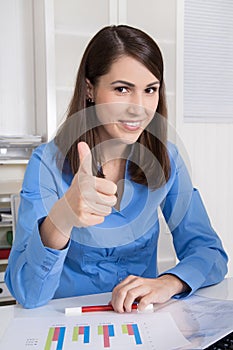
top-left (87, 55), bottom-right (160, 144)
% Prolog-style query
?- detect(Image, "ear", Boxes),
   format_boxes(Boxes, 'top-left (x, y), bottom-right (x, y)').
top-left (85, 78), bottom-right (94, 100)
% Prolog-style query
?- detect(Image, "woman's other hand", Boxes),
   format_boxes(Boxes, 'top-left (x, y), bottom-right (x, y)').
top-left (110, 274), bottom-right (190, 313)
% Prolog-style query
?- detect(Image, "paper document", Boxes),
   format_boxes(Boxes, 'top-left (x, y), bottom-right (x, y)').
top-left (156, 295), bottom-right (233, 349)
top-left (0, 311), bottom-right (190, 350)
top-left (1, 294), bottom-right (233, 349)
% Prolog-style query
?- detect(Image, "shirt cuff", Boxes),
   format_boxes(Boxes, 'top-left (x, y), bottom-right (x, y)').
top-left (160, 262), bottom-right (206, 299)
top-left (26, 218), bottom-right (70, 279)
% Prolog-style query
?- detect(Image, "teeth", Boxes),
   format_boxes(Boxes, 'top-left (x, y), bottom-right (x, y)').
top-left (123, 121), bottom-right (140, 126)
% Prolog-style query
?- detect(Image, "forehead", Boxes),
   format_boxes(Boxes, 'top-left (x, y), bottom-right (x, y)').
top-left (102, 55), bottom-right (159, 84)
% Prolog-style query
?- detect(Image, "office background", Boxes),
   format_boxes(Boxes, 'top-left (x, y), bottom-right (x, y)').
top-left (0, 0), bottom-right (232, 278)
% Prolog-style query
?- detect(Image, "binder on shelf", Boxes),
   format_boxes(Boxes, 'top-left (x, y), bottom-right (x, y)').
top-left (0, 248), bottom-right (11, 260)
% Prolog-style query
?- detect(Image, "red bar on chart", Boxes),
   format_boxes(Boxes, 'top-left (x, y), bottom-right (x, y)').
top-left (78, 326), bottom-right (84, 335)
top-left (103, 325), bottom-right (110, 347)
top-left (127, 324), bottom-right (134, 335)
top-left (122, 323), bottom-right (142, 345)
top-left (53, 327), bottom-right (60, 341)
top-left (98, 325), bottom-right (115, 348)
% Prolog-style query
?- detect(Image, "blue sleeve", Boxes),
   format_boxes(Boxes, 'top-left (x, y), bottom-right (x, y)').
top-left (5, 144), bottom-right (70, 308)
top-left (161, 144), bottom-right (228, 296)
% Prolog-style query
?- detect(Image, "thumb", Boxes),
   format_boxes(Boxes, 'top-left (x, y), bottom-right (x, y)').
top-left (78, 142), bottom-right (93, 175)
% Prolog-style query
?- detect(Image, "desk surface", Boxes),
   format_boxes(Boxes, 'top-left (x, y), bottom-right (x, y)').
top-left (1, 278), bottom-right (233, 349)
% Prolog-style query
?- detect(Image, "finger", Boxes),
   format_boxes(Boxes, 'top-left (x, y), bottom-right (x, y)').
top-left (78, 212), bottom-right (105, 227)
top-left (95, 178), bottom-right (117, 196)
top-left (88, 203), bottom-right (113, 216)
top-left (139, 289), bottom-right (170, 306)
top-left (123, 285), bottom-right (151, 312)
top-left (95, 192), bottom-right (117, 207)
top-left (78, 141), bottom-right (93, 175)
top-left (137, 293), bottom-right (155, 311)
top-left (113, 275), bottom-right (138, 293)
top-left (80, 189), bottom-right (116, 210)
top-left (111, 276), bottom-right (140, 313)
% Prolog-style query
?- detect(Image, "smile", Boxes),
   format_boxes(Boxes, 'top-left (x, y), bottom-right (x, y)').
top-left (122, 121), bottom-right (141, 127)
top-left (119, 120), bottom-right (144, 131)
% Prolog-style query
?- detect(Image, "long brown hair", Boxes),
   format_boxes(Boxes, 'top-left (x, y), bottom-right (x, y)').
top-left (55, 25), bottom-right (170, 189)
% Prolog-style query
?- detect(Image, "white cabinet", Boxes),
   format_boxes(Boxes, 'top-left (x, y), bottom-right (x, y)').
top-left (41, 0), bottom-right (177, 138)
top-left (1, 0), bottom-right (177, 140)
top-left (33, 0), bottom-right (117, 140)
top-left (0, 0), bottom-right (35, 136)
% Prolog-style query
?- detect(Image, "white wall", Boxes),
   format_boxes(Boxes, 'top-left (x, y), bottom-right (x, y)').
top-left (0, 0), bottom-right (35, 135)
top-left (176, 1), bottom-right (233, 276)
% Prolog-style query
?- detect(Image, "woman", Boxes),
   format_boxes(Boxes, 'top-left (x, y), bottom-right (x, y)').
top-left (5, 25), bottom-right (228, 310)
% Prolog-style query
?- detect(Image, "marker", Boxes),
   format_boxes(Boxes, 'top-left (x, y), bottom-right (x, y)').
top-left (65, 303), bottom-right (153, 316)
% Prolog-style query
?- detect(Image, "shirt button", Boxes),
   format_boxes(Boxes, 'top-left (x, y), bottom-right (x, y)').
top-left (118, 277), bottom-right (123, 282)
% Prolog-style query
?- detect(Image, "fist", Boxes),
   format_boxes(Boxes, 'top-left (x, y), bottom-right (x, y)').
top-left (64, 142), bottom-right (117, 227)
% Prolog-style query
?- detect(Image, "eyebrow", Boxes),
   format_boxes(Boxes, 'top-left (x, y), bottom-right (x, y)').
top-left (110, 80), bottom-right (160, 87)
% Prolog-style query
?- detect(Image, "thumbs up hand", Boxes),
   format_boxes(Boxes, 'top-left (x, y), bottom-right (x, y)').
top-left (64, 142), bottom-right (117, 227)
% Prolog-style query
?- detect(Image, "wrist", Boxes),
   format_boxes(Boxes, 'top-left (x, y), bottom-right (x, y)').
top-left (158, 274), bottom-right (190, 296)
top-left (40, 197), bottom-right (73, 249)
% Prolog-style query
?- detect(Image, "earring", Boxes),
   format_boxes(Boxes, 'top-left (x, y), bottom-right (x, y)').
top-left (87, 98), bottom-right (94, 104)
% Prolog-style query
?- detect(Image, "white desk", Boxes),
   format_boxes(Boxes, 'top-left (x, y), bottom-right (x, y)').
top-left (0, 278), bottom-right (233, 349)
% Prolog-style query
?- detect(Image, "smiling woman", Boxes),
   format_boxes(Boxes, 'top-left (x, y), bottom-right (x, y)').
top-left (87, 56), bottom-right (160, 145)
top-left (55, 25), bottom-right (170, 190)
top-left (5, 25), bottom-right (228, 311)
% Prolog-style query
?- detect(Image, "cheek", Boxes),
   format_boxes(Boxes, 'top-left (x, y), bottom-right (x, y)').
top-left (95, 103), bottom-right (125, 123)
top-left (152, 95), bottom-right (159, 110)
top-left (145, 99), bottom-right (159, 118)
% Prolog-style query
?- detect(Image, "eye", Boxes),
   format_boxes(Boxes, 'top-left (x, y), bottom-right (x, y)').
top-left (145, 87), bottom-right (159, 94)
top-left (114, 86), bottom-right (129, 94)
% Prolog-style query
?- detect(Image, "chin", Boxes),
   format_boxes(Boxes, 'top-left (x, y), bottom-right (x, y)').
top-left (118, 136), bottom-right (140, 145)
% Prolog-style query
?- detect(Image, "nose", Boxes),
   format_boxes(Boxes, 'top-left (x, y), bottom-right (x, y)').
top-left (127, 93), bottom-right (145, 115)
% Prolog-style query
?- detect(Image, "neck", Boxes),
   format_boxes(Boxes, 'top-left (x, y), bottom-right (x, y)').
top-left (97, 139), bottom-right (131, 164)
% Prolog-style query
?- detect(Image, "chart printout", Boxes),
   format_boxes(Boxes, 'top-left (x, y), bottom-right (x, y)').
top-left (0, 311), bottom-right (190, 350)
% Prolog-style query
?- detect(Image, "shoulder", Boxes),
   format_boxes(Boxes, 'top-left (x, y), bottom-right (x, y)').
top-left (166, 141), bottom-right (180, 169)
top-left (25, 140), bottom-right (61, 176)
top-left (22, 140), bottom-right (62, 190)
top-left (165, 141), bottom-right (192, 186)
top-left (166, 141), bottom-right (179, 159)
top-left (27, 140), bottom-right (65, 171)
top-left (31, 140), bottom-right (58, 160)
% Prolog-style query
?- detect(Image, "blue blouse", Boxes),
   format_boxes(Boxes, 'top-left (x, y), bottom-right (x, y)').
top-left (5, 141), bottom-right (228, 308)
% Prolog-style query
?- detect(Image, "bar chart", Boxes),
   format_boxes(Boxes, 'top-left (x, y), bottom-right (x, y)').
top-left (122, 323), bottom-right (142, 345)
top-left (43, 322), bottom-right (143, 349)
top-left (1, 311), bottom-right (190, 349)
top-left (72, 325), bottom-right (90, 344)
top-left (44, 327), bottom-right (66, 350)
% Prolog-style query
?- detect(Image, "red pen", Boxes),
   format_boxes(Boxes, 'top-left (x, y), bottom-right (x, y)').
top-left (82, 303), bottom-right (138, 313)
top-left (65, 303), bottom-right (153, 315)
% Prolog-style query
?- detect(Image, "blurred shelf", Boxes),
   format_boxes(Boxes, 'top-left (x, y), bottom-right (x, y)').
top-left (0, 159), bottom-right (28, 165)
top-left (0, 222), bottom-right (12, 228)
top-left (0, 259), bottom-right (8, 265)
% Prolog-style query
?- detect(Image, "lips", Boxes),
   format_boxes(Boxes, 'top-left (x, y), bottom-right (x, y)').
top-left (119, 120), bottom-right (144, 131)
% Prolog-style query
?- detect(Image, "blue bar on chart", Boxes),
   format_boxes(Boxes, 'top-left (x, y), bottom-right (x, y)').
top-left (122, 323), bottom-right (142, 345)
top-left (72, 325), bottom-right (90, 344)
top-left (44, 326), bottom-right (66, 350)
